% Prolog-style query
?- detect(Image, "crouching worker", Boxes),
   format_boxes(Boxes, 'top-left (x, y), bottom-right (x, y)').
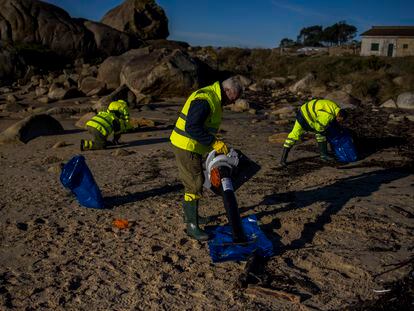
top-left (170, 77), bottom-right (243, 241)
top-left (280, 98), bottom-right (348, 166)
top-left (81, 100), bottom-right (131, 151)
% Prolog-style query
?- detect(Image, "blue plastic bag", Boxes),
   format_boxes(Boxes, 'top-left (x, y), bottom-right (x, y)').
top-left (208, 215), bottom-right (273, 263)
top-left (326, 123), bottom-right (358, 163)
top-left (60, 155), bottom-right (104, 209)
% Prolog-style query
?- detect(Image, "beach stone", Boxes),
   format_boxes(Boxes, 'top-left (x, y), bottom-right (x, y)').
top-left (380, 99), bottom-right (397, 108)
top-left (112, 148), bottom-right (132, 157)
top-left (289, 73), bottom-right (315, 93)
top-left (325, 90), bottom-right (359, 109)
top-left (268, 132), bottom-right (288, 144)
top-left (396, 92), bottom-right (414, 110)
top-left (0, 114), bottom-right (63, 144)
top-left (230, 99), bottom-right (250, 112)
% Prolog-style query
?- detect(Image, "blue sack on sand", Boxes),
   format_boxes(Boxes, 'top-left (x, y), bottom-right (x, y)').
top-left (326, 123), bottom-right (357, 163)
top-left (208, 215), bottom-right (273, 263)
top-left (60, 155), bottom-right (104, 209)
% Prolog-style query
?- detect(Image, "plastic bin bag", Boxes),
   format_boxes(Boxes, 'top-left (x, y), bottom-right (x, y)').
top-left (60, 155), bottom-right (104, 209)
top-left (326, 123), bottom-right (358, 163)
top-left (208, 215), bottom-right (273, 263)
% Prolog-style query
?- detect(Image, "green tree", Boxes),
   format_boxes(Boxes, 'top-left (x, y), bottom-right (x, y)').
top-left (322, 21), bottom-right (357, 46)
top-left (297, 25), bottom-right (323, 46)
top-left (279, 37), bottom-right (296, 48)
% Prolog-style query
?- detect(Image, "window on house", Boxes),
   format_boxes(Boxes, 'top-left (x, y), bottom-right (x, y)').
top-left (403, 44), bottom-right (408, 49)
top-left (371, 43), bottom-right (379, 51)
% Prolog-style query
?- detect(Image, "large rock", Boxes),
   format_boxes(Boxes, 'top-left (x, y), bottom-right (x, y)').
top-left (0, 0), bottom-right (140, 60)
top-left (324, 90), bottom-right (360, 109)
top-left (396, 92), bottom-right (414, 110)
top-left (289, 73), bottom-right (315, 93)
top-left (97, 47), bottom-right (152, 90)
top-left (0, 43), bottom-right (26, 85)
top-left (0, 114), bottom-right (63, 144)
top-left (48, 84), bottom-right (83, 101)
top-left (101, 0), bottom-right (169, 40)
top-left (82, 20), bottom-right (143, 58)
top-left (119, 48), bottom-right (202, 98)
top-left (79, 77), bottom-right (107, 96)
top-left (93, 84), bottom-right (132, 111)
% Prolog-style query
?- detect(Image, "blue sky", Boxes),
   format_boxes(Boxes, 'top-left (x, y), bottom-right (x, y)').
top-left (45, 0), bottom-right (414, 48)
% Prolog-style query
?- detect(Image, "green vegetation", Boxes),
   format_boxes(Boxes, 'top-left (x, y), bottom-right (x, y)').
top-left (281, 21), bottom-right (357, 47)
top-left (211, 47), bottom-right (414, 102)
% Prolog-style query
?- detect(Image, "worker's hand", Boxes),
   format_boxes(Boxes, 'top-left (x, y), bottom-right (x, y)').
top-left (212, 140), bottom-right (229, 155)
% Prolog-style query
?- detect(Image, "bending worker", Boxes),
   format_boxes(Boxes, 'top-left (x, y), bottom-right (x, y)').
top-left (280, 98), bottom-right (347, 166)
top-left (81, 99), bottom-right (132, 151)
top-left (170, 77), bottom-right (243, 241)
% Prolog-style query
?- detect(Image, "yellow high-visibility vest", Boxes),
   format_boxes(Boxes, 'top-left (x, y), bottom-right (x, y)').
top-left (86, 111), bottom-right (115, 137)
top-left (300, 99), bottom-right (341, 133)
top-left (170, 81), bottom-right (222, 155)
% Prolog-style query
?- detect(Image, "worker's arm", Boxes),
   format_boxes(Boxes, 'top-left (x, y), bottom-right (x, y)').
top-left (283, 120), bottom-right (305, 148)
top-left (185, 99), bottom-right (215, 146)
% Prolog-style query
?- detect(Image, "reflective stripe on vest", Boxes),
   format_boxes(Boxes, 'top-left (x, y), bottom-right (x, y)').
top-left (300, 99), bottom-right (339, 133)
top-left (86, 112), bottom-right (114, 137)
top-left (170, 81), bottom-right (222, 155)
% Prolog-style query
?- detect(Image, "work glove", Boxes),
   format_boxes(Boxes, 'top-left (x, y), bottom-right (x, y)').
top-left (212, 140), bottom-right (229, 155)
top-left (278, 147), bottom-right (290, 168)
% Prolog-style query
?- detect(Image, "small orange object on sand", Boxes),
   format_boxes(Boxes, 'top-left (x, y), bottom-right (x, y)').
top-left (113, 219), bottom-right (129, 229)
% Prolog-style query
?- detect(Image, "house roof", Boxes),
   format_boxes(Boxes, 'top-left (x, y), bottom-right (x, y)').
top-left (361, 26), bottom-right (414, 37)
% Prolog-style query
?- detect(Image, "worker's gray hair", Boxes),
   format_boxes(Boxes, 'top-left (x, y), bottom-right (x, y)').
top-left (222, 76), bottom-right (243, 96)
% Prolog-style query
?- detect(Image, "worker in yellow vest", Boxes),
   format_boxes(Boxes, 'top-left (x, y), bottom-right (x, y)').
top-left (81, 100), bottom-right (131, 151)
top-left (170, 77), bottom-right (243, 241)
top-left (280, 99), bottom-right (348, 166)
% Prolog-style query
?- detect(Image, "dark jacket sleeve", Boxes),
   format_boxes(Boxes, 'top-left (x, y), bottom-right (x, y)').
top-left (185, 99), bottom-right (215, 146)
top-left (112, 118), bottom-right (121, 134)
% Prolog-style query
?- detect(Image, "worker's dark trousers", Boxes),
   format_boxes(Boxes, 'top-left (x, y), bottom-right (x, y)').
top-left (172, 144), bottom-right (204, 197)
top-left (85, 126), bottom-right (107, 150)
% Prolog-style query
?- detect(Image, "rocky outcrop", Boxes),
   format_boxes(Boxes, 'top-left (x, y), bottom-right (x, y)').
top-left (0, 0), bottom-right (141, 60)
top-left (120, 49), bottom-right (201, 98)
top-left (101, 0), bottom-right (169, 40)
top-left (0, 44), bottom-right (23, 84)
top-left (97, 47), bottom-right (152, 90)
top-left (0, 114), bottom-right (63, 144)
top-left (98, 47), bottom-right (204, 98)
top-left (82, 20), bottom-right (143, 58)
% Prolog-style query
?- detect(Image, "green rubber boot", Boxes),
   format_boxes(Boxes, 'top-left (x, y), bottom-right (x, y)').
top-left (182, 210), bottom-right (212, 225)
top-left (183, 200), bottom-right (209, 241)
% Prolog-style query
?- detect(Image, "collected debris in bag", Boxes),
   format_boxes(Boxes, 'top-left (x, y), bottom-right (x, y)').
top-left (208, 215), bottom-right (273, 263)
top-left (60, 155), bottom-right (104, 209)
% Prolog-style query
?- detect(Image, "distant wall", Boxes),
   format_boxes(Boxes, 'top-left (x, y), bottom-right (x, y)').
top-left (361, 36), bottom-right (414, 57)
top-left (396, 38), bottom-right (414, 57)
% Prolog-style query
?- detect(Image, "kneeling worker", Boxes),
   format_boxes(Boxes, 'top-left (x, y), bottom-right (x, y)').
top-left (170, 77), bottom-right (243, 241)
top-left (81, 100), bottom-right (132, 151)
top-left (280, 98), bottom-right (348, 166)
